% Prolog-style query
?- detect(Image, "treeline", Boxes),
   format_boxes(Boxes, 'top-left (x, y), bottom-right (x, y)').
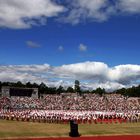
top-left (0, 81), bottom-right (66, 95)
top-left (115, 85), bottom-right (140, 97)
top-left (0, 81), bottom-right (106, 96)
top-left (0, 81), bottom-right (140, 97)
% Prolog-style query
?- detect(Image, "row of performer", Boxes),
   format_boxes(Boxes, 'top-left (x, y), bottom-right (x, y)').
top-left (0, 109), bottom-right (140, 124)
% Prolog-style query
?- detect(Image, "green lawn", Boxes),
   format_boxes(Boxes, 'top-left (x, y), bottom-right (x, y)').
top-left (0, 120), bottom-right (140, 139)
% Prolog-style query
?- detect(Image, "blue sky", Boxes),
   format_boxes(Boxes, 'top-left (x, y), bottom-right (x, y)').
top-left (0, 15), bottom-right (140, 66)
top-left (0, 0), bottom-right (140, 91)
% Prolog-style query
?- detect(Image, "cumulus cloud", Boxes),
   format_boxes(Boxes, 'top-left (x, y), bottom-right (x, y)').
top-left (59, 0), bottom-right (109, 24)
top-left (108, 64), bottom-right (140, 84)
top-left (0, 64), bottom-right (50, 82)
top-left (58, 0), bottom-right (140, 24)
top-left (0, 0), bottom-right (64, 29)
top-left (79, 44), bottom-right (87, 52)
top-left (58, 46), bottom-right (64, 51)
top-left (81, 82), bottom-right (125, 92)
top-left (53, 62), bottom-right (108, 81)
top-left (117, 0), bottom-right (140, 13)
top-left (26, 41), bottom-right (41, 48)
top-left (1, 0), bottom-right (140, 28)
top-left (0, 61), bottom-right (140, 91)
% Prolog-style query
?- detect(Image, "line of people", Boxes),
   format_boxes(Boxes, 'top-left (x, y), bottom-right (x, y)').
top-left (0, 93), bottom-right (140, 124)
top-left (0, 94), bottom-right (140, 112)
top-left (0, 109), bottom-right (139, 124)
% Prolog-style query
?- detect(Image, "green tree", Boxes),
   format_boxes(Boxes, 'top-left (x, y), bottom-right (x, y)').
top-left (15, 81), bottom-right (24, 87)
top-left (48, 87), bottom-right (57, 94)
top-left (95, 87), bottom-right (105, 96)
top-left (57, 85), bottom-right (64, 94)
top-left (32, 82), bottom-right (39, 88)
top-left (39, 82), bottom-right (46, 93)
top-left (116, 88), bottom-right (126, 95)
top-left (66, 86), bottom-right (74, 93)
top-left (91, 89), bottom-right (96, 94)
top-left (26, 82), bottom-right (33, 88)
top-left (74, 80), bottom-right (81, 93)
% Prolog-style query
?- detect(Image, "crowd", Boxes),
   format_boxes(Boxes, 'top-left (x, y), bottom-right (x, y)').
top-left (1, 93), bottom-right (139, 112)
top-left (0, 93), bottom-right (140, 124)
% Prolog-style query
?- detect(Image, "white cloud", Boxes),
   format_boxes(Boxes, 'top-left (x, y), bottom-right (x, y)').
top-left (0, 0), bottom-right (64, 29)
top-left (53, 61), bottom-right (108, 81)
top-left (0, 61), bottom-right (140, 91)
top-left (1, 0), bottom-right (140, 28)
top-left (117, 0), bottom-right (140, 13)
top-left (79, 44), bottom-right (87, 52)
top-left (58, 0), bottom-right (140, 24)
top-left (81, 82), bottom-right (125, 92)
top-left (0, 64), bottom-right (50, 82)
top-left (26, 41), bottom-right (41, 48)
top-left (60, 0), bottom-right (109, 24)
top-left (108, 64), bottom-right (140, 84)
top-left (58, 46), bottom-right (64, 51)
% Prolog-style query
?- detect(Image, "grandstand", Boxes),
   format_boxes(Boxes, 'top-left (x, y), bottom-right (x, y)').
top-left (1, 86), bottom-right (38, 99)
top-left (0, 93), bottom-right (140, 124)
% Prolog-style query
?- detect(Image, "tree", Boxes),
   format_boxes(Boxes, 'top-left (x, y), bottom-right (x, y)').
top-left (48, 87), bottom-right (56, 94)
top-left (66, 86), bottom-right (74, 93)
top-left (15, 81), bottom-right (24, 87)
top-left (32, 82), bottom-right (39, 88)
top-left (39, 82), bottom-right (48, 94)
top-left (26, 82), bottom-right (33, 88)
top-left (56, 86), bottom-right (64, 94)
top-left (74, 80), bottom-right (81, 93)
top-left (91, 89), bottom-right (96, 94)
top-left (95, 87), bottom-right (105, 96)
top-left (0, 81), bottom-right (2, 92)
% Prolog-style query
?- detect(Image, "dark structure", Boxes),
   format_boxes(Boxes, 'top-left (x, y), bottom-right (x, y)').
top-left (1, 86), bottom-right (38, 99)
top-left (69, 120), bottom-right (80, 137)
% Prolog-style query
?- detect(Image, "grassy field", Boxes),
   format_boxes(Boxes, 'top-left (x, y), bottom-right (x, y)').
top-left (0, 120), bottom-right (140, 139)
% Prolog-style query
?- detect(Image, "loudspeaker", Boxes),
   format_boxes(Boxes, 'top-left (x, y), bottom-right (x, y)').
top-left (69, 120), bottom-right (80, 137)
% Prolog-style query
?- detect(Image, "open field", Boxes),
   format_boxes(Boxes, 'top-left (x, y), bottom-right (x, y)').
top-left (0, 120), bottom-right (140, 139)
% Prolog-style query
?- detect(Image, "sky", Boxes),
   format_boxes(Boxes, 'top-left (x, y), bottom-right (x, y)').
top-left (0, 0), bottom-right (140, 91)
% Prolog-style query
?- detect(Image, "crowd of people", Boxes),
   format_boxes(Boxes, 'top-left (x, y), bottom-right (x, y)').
top-left (0, 93), bottom-right (140, 124)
